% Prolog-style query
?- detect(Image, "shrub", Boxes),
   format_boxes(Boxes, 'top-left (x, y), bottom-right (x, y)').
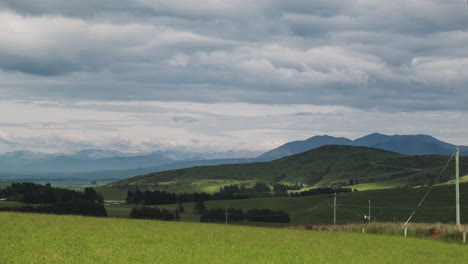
top-left (130, 207), bottom-right (175, 221)
top-left (245, 209), bottom-right (290, 223)
top-left (200, 208), bottom-right (245, 222)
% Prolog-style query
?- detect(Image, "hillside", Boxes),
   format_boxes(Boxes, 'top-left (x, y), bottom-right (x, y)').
top-left (256, 133), bottom-right (467, 161)
top-left (1, 213), bottom-right (467, 263)
top-left (105, 145), bottom-right (468, 195)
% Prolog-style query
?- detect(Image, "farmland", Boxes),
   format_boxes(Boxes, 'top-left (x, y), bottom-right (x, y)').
top-left (103, 182), bottom-right (468, 226)
top-left (1, 212), bottom-right (467, 263)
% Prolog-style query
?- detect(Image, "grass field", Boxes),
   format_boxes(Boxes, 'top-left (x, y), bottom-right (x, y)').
top-left (440, 175), bottom-right (468, 185)
top-left (1, 212), bottom-right (467, 263)
top-left (104, 182), bottom-right (468, 226)
top-left (0, 181), bottom-right (14, 188)
top-left (347, 178), bottom-right (408, 191)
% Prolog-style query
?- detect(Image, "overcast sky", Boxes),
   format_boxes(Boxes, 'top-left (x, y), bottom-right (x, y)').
top-left (0, 0), bottom-right (467, 154)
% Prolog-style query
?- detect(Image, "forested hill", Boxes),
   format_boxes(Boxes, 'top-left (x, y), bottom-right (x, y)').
top-left (106, 145), bottom-right (468, 192)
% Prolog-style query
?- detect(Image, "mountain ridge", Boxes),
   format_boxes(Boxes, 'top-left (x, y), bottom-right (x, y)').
top-left (256, 133), bottom-right (467, 161)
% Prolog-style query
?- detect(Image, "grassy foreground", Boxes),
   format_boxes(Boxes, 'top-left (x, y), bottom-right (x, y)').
top-left (1, 213), bottom-right (468, 263)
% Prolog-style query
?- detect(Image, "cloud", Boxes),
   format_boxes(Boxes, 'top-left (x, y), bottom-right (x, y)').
top-left (0, 1), bottom-right (466, 111)
top-left (0, 1), bottom-right (467, 152)
top-left (172, 116), bottom-right (198, 123)
top-left (1, 99), bottom-right (468, 155)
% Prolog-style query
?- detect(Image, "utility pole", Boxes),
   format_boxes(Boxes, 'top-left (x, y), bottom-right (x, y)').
top-left (456, 147), bottom-right (461, 230)
top-left (225, 202), bottom-right (228, 225)
top-left (368, 199), bottom-right (371, 224)
top-left (333, 192), bottom-right (337, 225)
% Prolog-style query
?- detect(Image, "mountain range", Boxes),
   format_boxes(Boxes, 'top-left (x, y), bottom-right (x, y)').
top-left (0, 133), bottom-right (466, 183)
top-left (0, 149), bottom-right (260, 173)
top-left (256, 133), bottom-right (468, 161)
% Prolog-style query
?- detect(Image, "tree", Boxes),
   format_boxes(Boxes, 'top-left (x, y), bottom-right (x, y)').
top-left (252, 182), bottom-right (271, 193)
top-left (178, 203), bottom-right (185, 213)
top-left (84, 187), bottom-right (99, 202)
top-left (194, 199), bottom-right (206, 214)
top-left (174, 208), bottom-right (180, 220)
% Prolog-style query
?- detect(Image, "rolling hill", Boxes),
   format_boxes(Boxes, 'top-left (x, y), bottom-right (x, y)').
top-left (105, 145), bottom-right (468, 195)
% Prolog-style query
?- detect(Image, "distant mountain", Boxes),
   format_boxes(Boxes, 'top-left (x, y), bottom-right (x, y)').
top-left (0, 152), bottom-right (175, 173)
top-left (256, 133), bottom-right (467, 161)
top-left (69, 149), bottom-right (129, 160)
top-left (0, 148), bottom-right (259, 175)
top-left (353, 133), bottom-right (391, 147)
top-left (371, 135), bottom-right (454, 156)
top-left (256, 135), bottom-right (353, 161)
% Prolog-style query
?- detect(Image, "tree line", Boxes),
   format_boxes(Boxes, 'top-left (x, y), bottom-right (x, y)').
top-left (129, 207), bottom-right (180, 221)
top-left (0, 182), bottom-right (107, 217)
top-left (289, 187), bottom-right (352, 197)
top-left (0, 199), bottom-right (107, 217)
top-left (126, 183), bottom-right (352, 205)
top-left (200, 208), bottom-right (290, 223)
top-left (0, 182), bottom-right (103, 204)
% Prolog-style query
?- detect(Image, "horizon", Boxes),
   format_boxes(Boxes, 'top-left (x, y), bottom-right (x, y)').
top-left (0, 132), bottom-right (465, 156)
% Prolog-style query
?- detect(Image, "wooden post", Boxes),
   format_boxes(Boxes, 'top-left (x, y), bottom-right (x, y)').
top-left (225, 203), bottom-right (228, 224)
top-left (463, 232), bottom-right (466, 244)
top-left (404, 227), bottom-right (407, 237)
top-left (456, 148), bottom-right (461, 230)
top-left (362, 228), bottom-right (365, 234)
top-left (333, 192), bottom-right (336, 225)
top-left (368, 200), bottom-right (371, 224)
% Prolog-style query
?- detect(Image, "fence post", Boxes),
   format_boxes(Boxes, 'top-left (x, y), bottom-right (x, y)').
top-left (362, 228), bottom-right (365, 234)
top-left (463, 232), bottom-right (466, 244)
top-left (404, 227), bottom-right (407, 238)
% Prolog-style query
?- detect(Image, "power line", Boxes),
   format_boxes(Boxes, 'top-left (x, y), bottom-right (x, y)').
top-left (403, 151), bottom-right (456, 228)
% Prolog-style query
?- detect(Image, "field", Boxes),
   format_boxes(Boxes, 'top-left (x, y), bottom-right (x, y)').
top-left (0, 181), bottom-right (14, 188)
top-left (347, 178), bottom-right (408, 191)
top-left (103, 182), bottom-right (468, 226)
top-left (1, 212), bottom-right (468, 263)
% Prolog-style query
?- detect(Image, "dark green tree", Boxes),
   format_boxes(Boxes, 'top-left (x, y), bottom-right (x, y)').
top-left (178, 203), bottom-right (185, 213)
top-left (194, 199), bottom-right (206, 214)
top-left (84, 187), bottom-right (99, 202)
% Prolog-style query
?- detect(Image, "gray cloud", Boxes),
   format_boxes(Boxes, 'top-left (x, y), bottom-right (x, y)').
top-left (0, 1), bottom-right (466, 112)
top-left (172, 116), bottom-right (198, 123)
top-left (0, 1), bottom-right (467, 152)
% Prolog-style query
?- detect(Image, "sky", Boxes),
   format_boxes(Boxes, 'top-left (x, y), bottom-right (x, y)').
top-left (0, 0), bottom-right (467, 154)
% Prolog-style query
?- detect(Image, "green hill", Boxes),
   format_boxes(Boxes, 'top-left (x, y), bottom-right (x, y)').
top-left (1, 212), bottom-right (467, 263)
top-left (103, 145), bottom-right (467, 198)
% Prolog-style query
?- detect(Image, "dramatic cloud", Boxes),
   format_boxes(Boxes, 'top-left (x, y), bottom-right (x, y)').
top-left (0, 1), bottom-right (467, 153)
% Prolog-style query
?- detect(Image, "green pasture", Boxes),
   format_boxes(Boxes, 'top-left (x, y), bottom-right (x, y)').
top-left (1, 212), bottom-right (467, 263)
top-left (0, 181), bottom-right (16, 188)
top-left (105, 182), bottom-right (468, 226)
top-left (347, 178), bottom-right (408, 191)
